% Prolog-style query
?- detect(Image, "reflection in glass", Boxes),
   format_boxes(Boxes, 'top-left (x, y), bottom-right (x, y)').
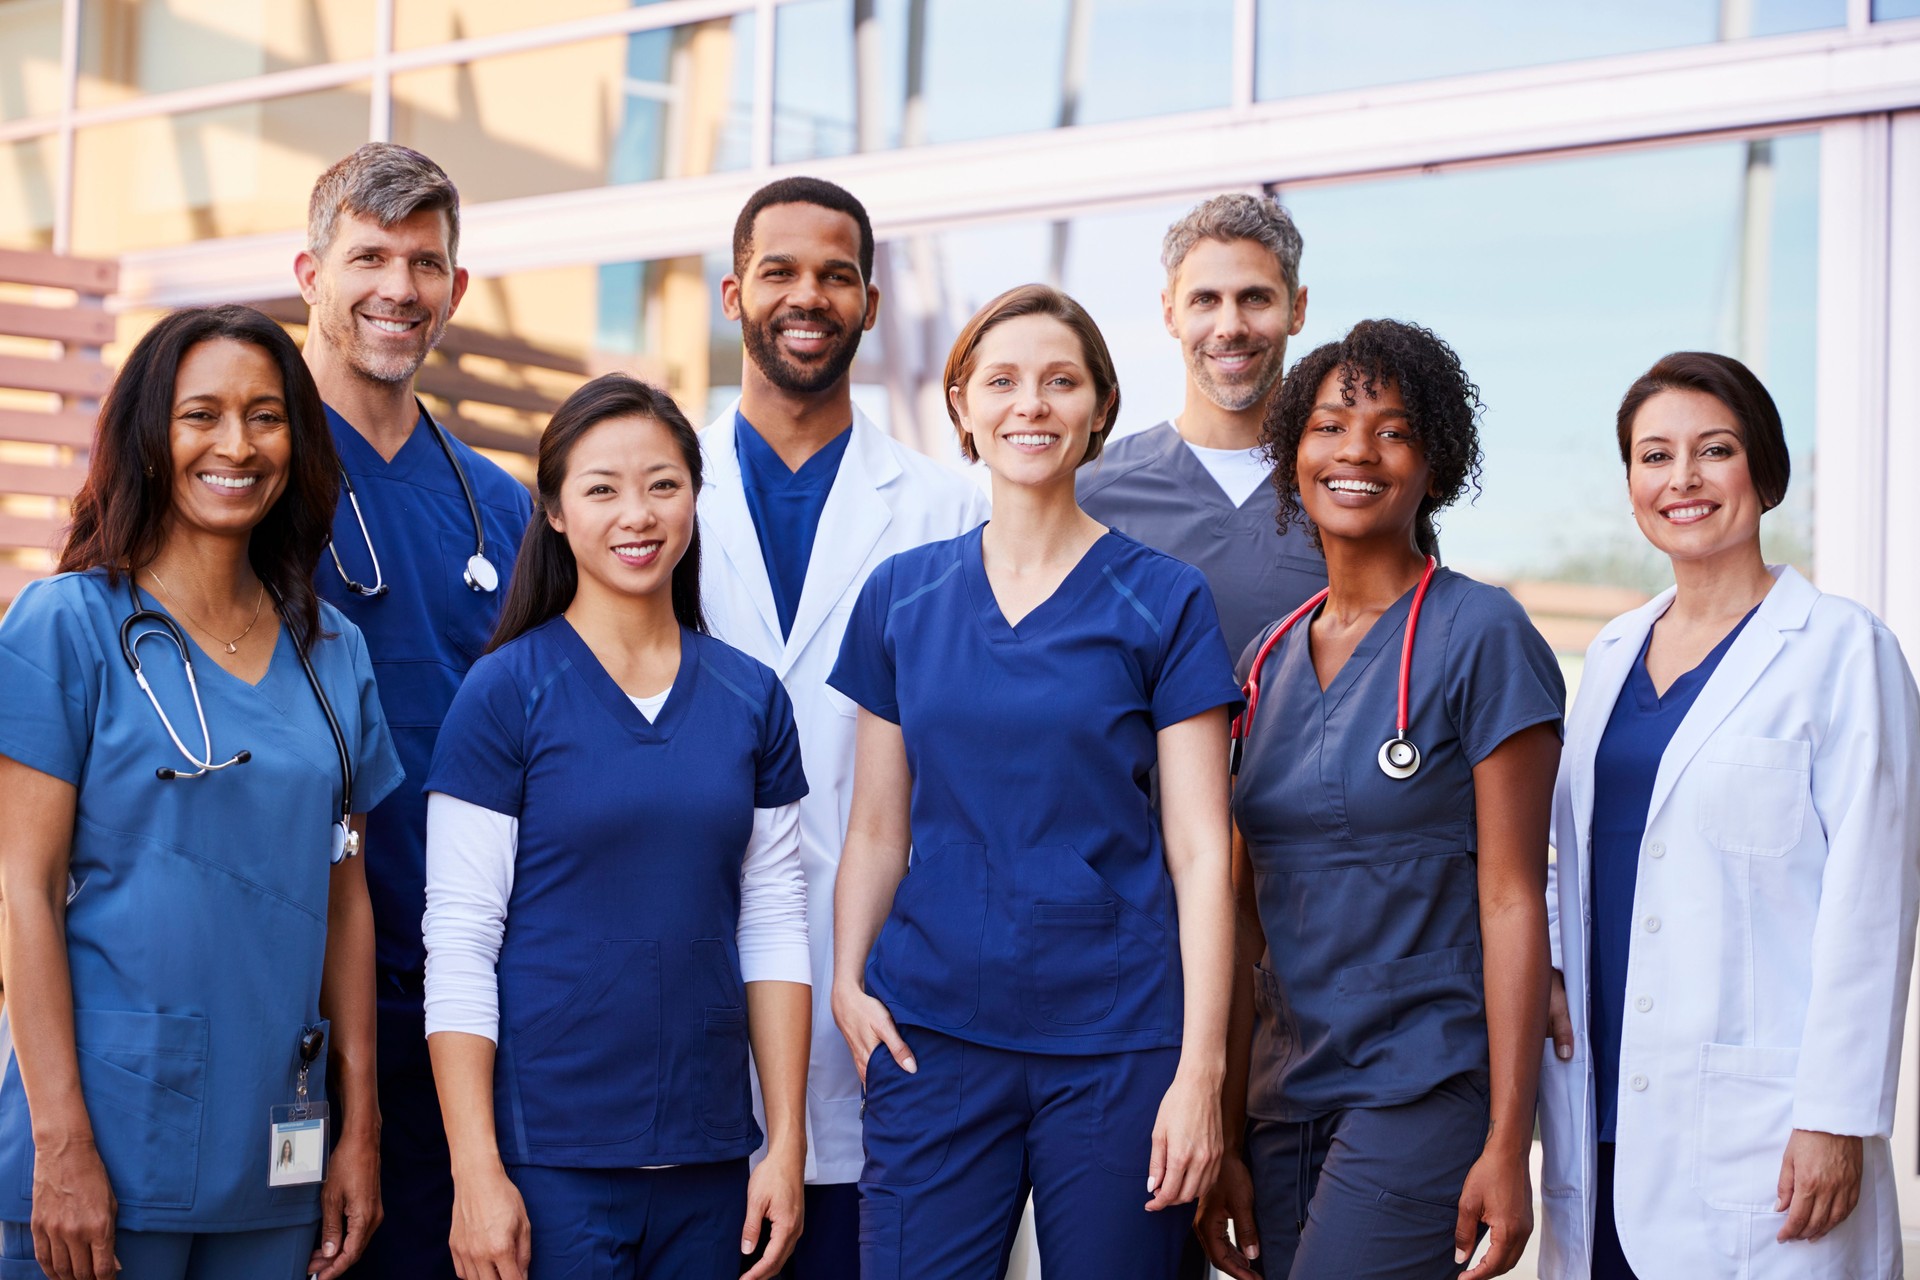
top-left (1256, 0), bottom-right (1846, 99)
top-left (392, 18), bottom-right (754, 206)
top-left (774, 0), bottom-right (1234, 165)
top-left (0, 136), bottom-right (58, 250)
top-left (0, 0), bottom-right (65, 122)
top-left (78, 0), bottom-right (375, 108)
top-left (395, 0), bottom-right (643, 51)
top-left (71, 83), bottom-right (372, 255)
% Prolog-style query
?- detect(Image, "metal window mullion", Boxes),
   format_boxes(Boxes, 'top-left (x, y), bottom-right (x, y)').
top-left (752, 0), bottom-right (777, 169)
top-left (1232, 0), bottom-right (1257, 109)
top-left (370, 0), bottom-right (395, 141)
top-left (51, 0), bottom-right (81, 254)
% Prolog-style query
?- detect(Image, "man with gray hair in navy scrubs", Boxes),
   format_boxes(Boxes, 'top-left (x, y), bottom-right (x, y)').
top-left (1079, 192), bottom-right (1325, 661)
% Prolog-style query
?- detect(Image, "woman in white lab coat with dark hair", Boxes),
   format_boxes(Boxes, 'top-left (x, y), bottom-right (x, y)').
top-left (1537, 351), bottom-right (1920, 1280)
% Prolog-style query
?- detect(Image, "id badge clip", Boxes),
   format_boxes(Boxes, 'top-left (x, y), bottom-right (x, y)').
top-left (268, 1025), bottom-right (329, 1187)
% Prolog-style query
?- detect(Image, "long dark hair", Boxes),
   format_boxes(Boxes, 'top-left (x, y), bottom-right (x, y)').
top-left (489, 373), bottom-right (707, 651)
top-left (59, 305), bottom-right (338, 652)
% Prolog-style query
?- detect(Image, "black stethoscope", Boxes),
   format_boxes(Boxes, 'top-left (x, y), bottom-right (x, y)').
top-left (327, 400), bottom-right (498, 597)
top-left (1230, 555), bottom-right (1438, 780)
top-left (119, 579), bottom-right (360, 863)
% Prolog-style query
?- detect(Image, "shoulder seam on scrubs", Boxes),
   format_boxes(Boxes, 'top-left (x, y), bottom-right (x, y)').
top-left (1100, 565), bottom-right (1162, 637)
top-left (888, 559), bottom-right (962, 616)
top-left (523, 657), bottom-right (572, 718)
top-left (699, 652), bottom-right (758, 711)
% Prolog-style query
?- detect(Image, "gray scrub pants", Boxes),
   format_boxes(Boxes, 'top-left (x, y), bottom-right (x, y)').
top-left (1246, 1072), bottom-right (1489, 1280)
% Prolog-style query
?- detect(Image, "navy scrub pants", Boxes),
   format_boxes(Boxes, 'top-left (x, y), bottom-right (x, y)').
top-left (352, 986), bottom-right (457, 1280)
top-left (2, 1221), bottom-right (315, 1280)
top-left (858, 1027), bottom-right (1189, 1280)
top-left (1245, 1071), bottom-right (1489, 1280)
top-left (511, 1158), bottom-right (747, 1279)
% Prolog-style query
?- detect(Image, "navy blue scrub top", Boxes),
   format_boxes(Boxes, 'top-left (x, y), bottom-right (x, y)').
top-left (0, 571), bottom-right (402, 1231)
top-left (828, 526), bottom-right (1243, 1055)
top-left (1589, 608), bottom-right (1754, 1142)
top-left (1077, 423), bottom-right (1327, 660)
top-left (736, 411), bottom-right (852, 639)
top-left (1231, 569), bottom-right (1563, 1120)
top-left (426, 618), bottom-right (807, 1167)
top-left (318, 404), bottom-right (532, 981)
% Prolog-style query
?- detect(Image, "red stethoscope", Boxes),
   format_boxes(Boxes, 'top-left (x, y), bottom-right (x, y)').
top-left (1230, 555), bottom-right (1439, 779)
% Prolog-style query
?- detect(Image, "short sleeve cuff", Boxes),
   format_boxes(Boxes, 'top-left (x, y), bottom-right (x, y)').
top-left (827, 674), bottom-right (899, 724)
top-left (755, 779), bottom-right (810, 810)
top-left (1151, 690), bottom-right (1245, 733)
top-left (1463, 707), bottom-right (1563, 767)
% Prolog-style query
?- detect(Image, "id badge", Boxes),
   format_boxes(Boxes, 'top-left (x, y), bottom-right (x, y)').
top-left (268, 1102), bottom-right (329, 1187)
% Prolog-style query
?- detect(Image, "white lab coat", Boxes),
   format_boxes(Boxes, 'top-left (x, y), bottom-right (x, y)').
top-left (698, 402), bottom-right (990, 1184)
top-left (1538, 566), bottom-right (1920, 1280)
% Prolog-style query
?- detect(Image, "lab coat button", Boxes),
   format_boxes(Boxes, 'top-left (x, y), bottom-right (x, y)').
top-left (1635, 996), bottom-right (1652, 1012)
top-left (1630, 1074), bottom-right (1649, 1091)
top-left (1644, 916), bottom-right (1661, 933)
top-left (1648, 841), bottom-right (1665, 858)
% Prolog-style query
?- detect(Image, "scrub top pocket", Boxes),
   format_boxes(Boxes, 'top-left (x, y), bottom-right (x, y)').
top-left (1030, 902), bottom-right (1120, 1027)
top-left (70, 1009), bottom-right (209, 1210)
top-left (437, 528), bottom-right (501, 663)
top-left (697, 1009), bottom-right (753, 1140)
top-left (1333, 944), bottom-right (1484, 1074)
top-left (504, 938), bottom-right (662, 1148)
top-left (873, 843), bottom-right (987, 1029)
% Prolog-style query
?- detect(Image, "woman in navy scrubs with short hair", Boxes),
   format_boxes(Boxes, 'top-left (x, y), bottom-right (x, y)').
top-left (830, 284), bottom-right (1242, 1280)
top-left (1198, 319), bottom-right (1562, 1280)
top-left (421, 373), bottom-right (812, 1280)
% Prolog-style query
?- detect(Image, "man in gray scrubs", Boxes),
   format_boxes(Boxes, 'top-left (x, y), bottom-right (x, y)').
top-left (1079, 193), bottom-right (1325, 658)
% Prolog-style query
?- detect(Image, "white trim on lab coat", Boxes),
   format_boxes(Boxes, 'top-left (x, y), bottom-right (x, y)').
top-left (698, 401), bottom-right (990, 1185)
top-left (1539, 565), bottom-right (1920, 1280)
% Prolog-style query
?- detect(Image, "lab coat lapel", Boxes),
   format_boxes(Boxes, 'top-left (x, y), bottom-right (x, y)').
top-left (1642, 566), bottom-right (1813, 830)
top-left (1567, 598), bottom-right (1664, 895)
top-left (699, 404), bottom-right (783, 651)
top-left (781, 408), bottom-right (897, 673)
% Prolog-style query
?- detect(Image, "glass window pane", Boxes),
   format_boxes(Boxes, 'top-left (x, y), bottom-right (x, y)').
top-left (71, 82), bottom-right (373, 255)
top-left (0, 136), bottom-right (58, 249)
top-left (0, 0), bottom-right (65, 122)
top-left (774, 0), bottom-right (1234, 165)
top-left (396, 0), bottom-right (652, 51)
top-left (392, 19), bottom-right (754, 204)
top-left (1257, 0), bottom-right (1846, 99)
top-left (1874, 0), bottom-right (1920, 17)
top-left (78, 0), bottom-right (375, 109)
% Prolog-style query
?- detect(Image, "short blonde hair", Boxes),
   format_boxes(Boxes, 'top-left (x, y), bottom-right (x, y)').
top-left (943, 284), bottom-right (1121, 465)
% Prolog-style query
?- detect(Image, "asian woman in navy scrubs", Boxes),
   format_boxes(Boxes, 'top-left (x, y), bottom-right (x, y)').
top-left (421, 374), bottom-right (812, 1280)
top-left (0, 306), bottom-right (401, 1280)
top-left (1200, 320), bottom-right (1562, 1280)
top-left (830, 285), bottom-right (1242, 1280)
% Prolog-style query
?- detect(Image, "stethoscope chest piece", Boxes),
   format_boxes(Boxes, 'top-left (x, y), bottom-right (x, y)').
top-left (1378, 736), bottom-right (1421, 780)
top-left (463, 553), bottom-right (499, 594)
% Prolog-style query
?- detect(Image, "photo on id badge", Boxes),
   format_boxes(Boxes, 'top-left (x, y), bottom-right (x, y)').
top-left (268, 1107), bottom-right (327, 1186)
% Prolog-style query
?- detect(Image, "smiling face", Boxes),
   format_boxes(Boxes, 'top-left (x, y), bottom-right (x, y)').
top-left (1627, 387), bottom-right (1765, 565)
top-left (165, 337), bottom-right (294, 545)
top-left (949, 312), bottom-right (1111, 489)
top-left (1294, 367), bottom-right (1431, 550)
top-left (547, 414), bottom-right (696, 603)
top-left (1165, 237), bottom-right (1305, 413)
top-left (722, 202), bottom-right (877, 396)
top-left (297, 206), bottom-right (467, 386)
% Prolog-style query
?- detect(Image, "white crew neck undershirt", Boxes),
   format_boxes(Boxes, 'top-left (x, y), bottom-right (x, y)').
top-left (1182, 437), bottom-right (1271, 507)
top-left (628, 687), bottom-right (671, 722)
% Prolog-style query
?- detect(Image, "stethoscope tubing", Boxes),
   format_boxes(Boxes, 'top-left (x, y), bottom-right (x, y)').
top-left (329, 400), bottom-right (493, 597)
top-left (1231, 555), bottom-right (1439, 779)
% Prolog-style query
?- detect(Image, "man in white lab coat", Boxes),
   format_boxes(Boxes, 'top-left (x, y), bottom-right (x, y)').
top-left (699, 176), bottom-right (990, 1279)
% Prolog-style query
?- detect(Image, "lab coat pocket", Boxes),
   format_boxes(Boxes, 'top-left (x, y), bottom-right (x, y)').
top-left (698, 1008), bottom-right (753, 1140)
top-left (1693, 1042), bottom-right (1798, 1211)
top-left (1535, 1048), bottom-right (1585, 1197)
top-left (1695, 736), bottom-right (1811, 857)
top-left (1030, 902), bottom-right (1120, 1027)
top-left (71, 1008), bottom-right (208, 1210)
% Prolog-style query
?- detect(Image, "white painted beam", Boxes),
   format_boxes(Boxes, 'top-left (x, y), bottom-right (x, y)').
top-left (117, 22), bottom-right (1920, 309)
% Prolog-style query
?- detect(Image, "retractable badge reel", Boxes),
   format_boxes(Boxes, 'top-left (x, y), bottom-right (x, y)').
top-left (268, 1026), bottom-right (329, 1187)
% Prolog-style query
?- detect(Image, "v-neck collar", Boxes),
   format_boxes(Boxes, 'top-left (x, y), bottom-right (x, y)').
top-left (1302, 571), bottom-right (1429, 713)
top-left (326, 403), bottom-right (437, 482)
top-left (1630, 604), bottom-right (1758, 712)
top-left (960, 524), bottom-right (1122, 643)
top-left (1149, 423), bottom-right (1273, 521)
top-left (132, 582), bottom-right (287, 692)
top-left (553, 618), bottom-right (697, 744)
top-left (735, 410), bottom-right (852, 493)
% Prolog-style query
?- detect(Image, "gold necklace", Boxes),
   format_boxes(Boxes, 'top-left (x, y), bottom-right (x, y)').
top-left (145, 569), bottom-right (267, 655)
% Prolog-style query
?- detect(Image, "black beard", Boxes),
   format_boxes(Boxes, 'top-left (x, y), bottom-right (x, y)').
top-left (741, 309), bottom-right (864, 395)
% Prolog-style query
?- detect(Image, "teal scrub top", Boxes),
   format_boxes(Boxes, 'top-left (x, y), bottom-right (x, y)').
top-left (0, 570), bottom-right (402, 1232)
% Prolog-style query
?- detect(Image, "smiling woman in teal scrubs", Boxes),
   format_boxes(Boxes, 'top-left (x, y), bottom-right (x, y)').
top-left (0, 306), bottom-right (401, 1280)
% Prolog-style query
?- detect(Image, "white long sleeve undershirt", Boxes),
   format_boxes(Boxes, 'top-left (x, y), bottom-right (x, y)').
top-left (422, 688), bottom-right (810, 1041)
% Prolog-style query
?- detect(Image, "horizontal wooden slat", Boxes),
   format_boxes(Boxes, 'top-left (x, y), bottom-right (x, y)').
top-left (0, 461), bottom-right (88, 499)
top-left (437, 329), bottom-right (590, 376)
top-left (0, 353), bottom-right (114, 398)
top-left (0, 300), bottom-right (116, 345)
top-left (0, 249), bottom-right (118, 296)
top-left (0, 407), bottom-right (96, 449)
top-left (0, 562), bottom-right (44, 605)
top-left (416, 365), bottom-right (561, 416)
top-left (0, 513), bottom-right (64, 552)
top-left (439, 412), bottom-right (540, 458)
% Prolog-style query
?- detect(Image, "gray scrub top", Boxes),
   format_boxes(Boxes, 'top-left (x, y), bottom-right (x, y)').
top-left (1231, 569), bottom-right (1563, 1120)
top-left (1078, 422), bottom-right (1326, 660)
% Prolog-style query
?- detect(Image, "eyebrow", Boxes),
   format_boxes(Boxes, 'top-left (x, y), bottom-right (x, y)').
top-left (1636, 427), bottom-right (1739, 446)
top-left (579, 462), bottom-right (683, 477)
top-left (173, 393), bottom-right (287, 407)
top-left (1313, 401), bottom-right (1408, 418)
top-left (758, 252), bottom-right (860, 274)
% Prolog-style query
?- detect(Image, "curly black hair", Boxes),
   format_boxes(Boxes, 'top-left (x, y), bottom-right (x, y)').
top-left (1260, 318), bottom-right (1483, 558)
